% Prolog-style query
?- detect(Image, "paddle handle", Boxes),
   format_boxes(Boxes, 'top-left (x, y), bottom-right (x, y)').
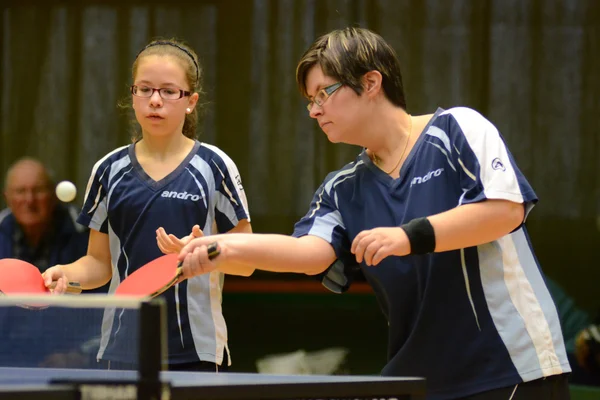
top-left (48, 281), bottom-right (82, 294)
top-left (207, 242), bottom-right (220, 260)
top-left (175, 242), bottom-right (220, 271)
top-left (175, 266), bottom-right (183, 280)
top-left (145, 244), bottom-right (220, 299)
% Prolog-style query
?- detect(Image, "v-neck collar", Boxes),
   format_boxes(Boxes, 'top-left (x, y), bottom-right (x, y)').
top-left (128, 140), bottom-right (201, 190)
top-left (360, 107), bottom-right (445, 186)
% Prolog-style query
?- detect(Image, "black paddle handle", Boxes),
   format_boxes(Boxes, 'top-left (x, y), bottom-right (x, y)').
top-left (207, 242), bottom-right (220, 260)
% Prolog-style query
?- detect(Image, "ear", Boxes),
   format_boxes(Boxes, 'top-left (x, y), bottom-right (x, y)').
top-left (362, 70), bottom-right (383, 98)
top-left (3, 190), bottom-right (13, 209)
top-left (187, 92), bottom-right (199, 111)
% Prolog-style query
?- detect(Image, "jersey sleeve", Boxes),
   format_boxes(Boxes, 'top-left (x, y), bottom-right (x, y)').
top-left (292, 176), bottom-right (360, 294)
top-left (211, 151), bottom-right (250, 233)
top-left (443, 107), bottom-right (538, 219)
top-left (77, 158), bottom-right (111, 233)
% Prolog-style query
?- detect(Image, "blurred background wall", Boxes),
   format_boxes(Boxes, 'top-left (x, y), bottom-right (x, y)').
top-left (1, 0), bottom-right (599, 371)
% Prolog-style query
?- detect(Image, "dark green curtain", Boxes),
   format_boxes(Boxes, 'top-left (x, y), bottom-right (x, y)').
top-left (1, 0), bottom-right (599, 310)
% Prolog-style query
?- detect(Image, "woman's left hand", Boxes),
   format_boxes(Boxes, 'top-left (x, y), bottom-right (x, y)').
top-left (156, 224), bottom-right (204, 254)
top-left (351, 227), bottom-right (410, 266)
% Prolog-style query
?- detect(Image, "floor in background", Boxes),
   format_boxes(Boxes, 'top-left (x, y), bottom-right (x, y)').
top-left (222, 282), bottom-right (387, 375)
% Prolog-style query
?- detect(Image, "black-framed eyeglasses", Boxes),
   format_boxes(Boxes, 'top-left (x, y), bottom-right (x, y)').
top-left (130, 85), bottom-right (191, 100)
top-left (306, 82), bottom-right (343, 112)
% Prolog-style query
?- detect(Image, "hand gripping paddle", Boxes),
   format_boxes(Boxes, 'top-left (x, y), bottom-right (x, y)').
top-left (0, 258), bottom-right (82, 309)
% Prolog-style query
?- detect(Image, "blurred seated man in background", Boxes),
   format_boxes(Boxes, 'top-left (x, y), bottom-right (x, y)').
top-left (0, 157), bottom-right (102, 369)
top-left (0, 157), bottom-right (88, 269)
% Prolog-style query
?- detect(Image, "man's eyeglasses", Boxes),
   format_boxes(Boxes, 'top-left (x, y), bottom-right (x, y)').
top-left (130, 85), bottom-right (191, 100)
top-left (306, 82), bottom-right (343, 112)
top-left (9, 186), bottom-right (51, 198)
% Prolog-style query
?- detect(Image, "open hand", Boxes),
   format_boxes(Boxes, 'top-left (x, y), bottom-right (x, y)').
top-left (156, 225), bottom-right (203, 254)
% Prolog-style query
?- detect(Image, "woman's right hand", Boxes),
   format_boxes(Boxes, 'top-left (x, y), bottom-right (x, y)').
top-left (42, 265), bottom-right (69, 294)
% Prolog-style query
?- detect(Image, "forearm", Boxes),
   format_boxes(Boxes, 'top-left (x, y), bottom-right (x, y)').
top-left (218, 219), bottom-right (255, 276)
top-left (59, 255), bottom-right (112, 290)
top-left (428, 199), bottom-right (525, 252)
top-left (211, 234), bottom-right (335, 275)
top-left (219, 263), bottom-right (255, 277)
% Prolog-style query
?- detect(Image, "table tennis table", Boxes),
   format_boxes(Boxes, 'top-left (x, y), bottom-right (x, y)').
top-left (0, 297), bottom-right (426, 399)
top-left (0, 367), bottom-right (426, 399)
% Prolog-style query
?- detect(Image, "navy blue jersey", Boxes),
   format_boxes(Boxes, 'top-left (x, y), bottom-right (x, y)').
top-left (293, 107), bottom-right (569, 399)
top-left (78, 140), bottom-right (249, 366)
top-left (0, 204), bottom-right (88, 271)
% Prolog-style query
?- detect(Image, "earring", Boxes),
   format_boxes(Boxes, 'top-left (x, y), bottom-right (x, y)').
top-left (186, 108), bottom-right (191, 113)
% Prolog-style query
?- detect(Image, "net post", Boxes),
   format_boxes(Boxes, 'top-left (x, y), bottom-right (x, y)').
top-left (138, 298), bottom-right (167, 399)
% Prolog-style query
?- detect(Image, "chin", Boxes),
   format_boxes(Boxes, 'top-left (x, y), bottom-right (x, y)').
top-left (323, 129), bottom-right (345, 144)
top-left (143, 126), bottom-right (172, 137)
top-left (19, 216), bottom-right (43, 226)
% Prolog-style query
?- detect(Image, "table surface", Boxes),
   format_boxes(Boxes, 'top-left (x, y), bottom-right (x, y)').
top-left (0, 367), bottom-right (426, 400)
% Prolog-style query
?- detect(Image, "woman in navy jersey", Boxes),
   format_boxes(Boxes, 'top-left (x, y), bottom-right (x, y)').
top-left (167, 28), bottom-right (570, 399)
top-left (44, 39), bottom-right (253, 372)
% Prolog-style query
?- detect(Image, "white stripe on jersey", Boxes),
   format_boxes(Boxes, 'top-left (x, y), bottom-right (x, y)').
top-left (87, 166), bottom-right (133, 233)
top-left (324, 160), bottom-right (363, 194)
top-left (97, 223), bottom-right (124, 361)
top-left (309, 161), bottom-right (363, 218)
top-left (455, 149), bottom-right (477, 181)
top-left (189, 155), bottom-right (217, 239)
top-left (214, 192), bottom-right (242, 225)
top-left (211, 161), bottom-right (238, 206)
top-left (425, 125), bottom-right (452, 152)
top-left (460, 248), bottom-right (481, 331)
top-left (186, 269), bottom-right (226, 364)
top-left (187, 148), bottom-right (236, 364)
top-left (83, 145), bottom-right (128, 202)
top-left (87, 189), bottom-right (103, 216)
top-left (91, 155), bottom-right (137, 362)
top-left (478, 228), bottom-right (567, 379)
top-left (185, 167), bottom-right (209, 209)
top-left (308, 188), bottom-right (326, 219)
top-left (209, 270), bottom-right (228, 366)
top-left (108, 155), bottom-right (133, 187)
top-left (442, 107), bottom-right (524, 203)
top-left (308, 209), bottom-right (345, 243)
top-left (85, 151), bottom-right (131, 221)
top-left (424, 126), bottom-right (457, 172)
top-left (332, 170), bottom-right (362, 209)
top-left (200, 143), bottom-right (251, 220)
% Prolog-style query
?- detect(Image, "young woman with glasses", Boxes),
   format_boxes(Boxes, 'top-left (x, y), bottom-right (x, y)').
top-left (44, 39), bottom-right (253, 372)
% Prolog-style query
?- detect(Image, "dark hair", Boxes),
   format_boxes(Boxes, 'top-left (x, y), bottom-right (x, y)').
top-left (296, 27), bottom-right (407, 109)
top-left (126, 38), bottom-right (205, 140)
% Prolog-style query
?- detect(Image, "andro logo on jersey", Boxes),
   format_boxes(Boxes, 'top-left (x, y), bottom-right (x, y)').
top-left (411, 168), bottom-right (444, 186)
top-left (491, 157), bottom-right (506, 171)
top-left (161, 191), bottom-right (201, 201)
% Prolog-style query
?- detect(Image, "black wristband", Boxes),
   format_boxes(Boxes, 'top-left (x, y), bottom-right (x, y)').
top-left (400, 217), bottom-right (436, 255)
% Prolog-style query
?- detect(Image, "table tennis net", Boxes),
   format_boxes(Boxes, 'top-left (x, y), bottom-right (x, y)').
top-left (0, 295), bottom-right (164, 372)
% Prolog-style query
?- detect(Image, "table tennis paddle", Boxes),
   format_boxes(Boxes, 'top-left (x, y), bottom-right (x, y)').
top-left (115, 242), bottom-right (220, 298)
top-left (0, 258), bottom-right (82, 309)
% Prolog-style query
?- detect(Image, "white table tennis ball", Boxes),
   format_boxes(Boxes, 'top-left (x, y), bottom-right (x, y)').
top-left (55, 180), bottom-right (77, 202)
